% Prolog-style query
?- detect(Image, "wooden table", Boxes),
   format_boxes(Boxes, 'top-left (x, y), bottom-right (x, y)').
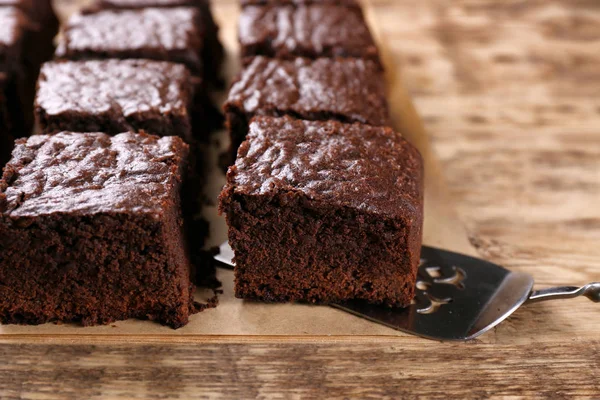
top-left (1, 0), bottom-right (599, 398)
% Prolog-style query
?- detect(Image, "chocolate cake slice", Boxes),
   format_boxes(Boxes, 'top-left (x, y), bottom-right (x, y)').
top-left (239, 4), bottom-right (379, 64)
top-left (219, 116), bottom-right (424, 307)
top-left (0, 6), bottom-right (56, 137)
top-left (56, 7), bottom-right (206, 79)
top-left (89, 0), bottom-right (224, 85)
top-left (0, 132), bottom-right (195, 328)
top-left (35, 59), bottom-right (196, 141)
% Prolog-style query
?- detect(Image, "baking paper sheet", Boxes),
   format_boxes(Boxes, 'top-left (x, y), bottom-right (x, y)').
top-left (0, 0), bottom-right (476, 337)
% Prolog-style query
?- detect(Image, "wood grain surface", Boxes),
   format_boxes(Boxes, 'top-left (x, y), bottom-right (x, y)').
top-left (1, 0), bottom-right (599, 398)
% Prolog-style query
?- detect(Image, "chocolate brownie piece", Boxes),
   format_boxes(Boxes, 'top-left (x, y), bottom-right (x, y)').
top-left (0, 6), bottom-right (55, 137)
top-left (35, 60), bottom-right (198, 141)
top-left (0, 0), bottom-right (58, 30)
top-left (0, 0), bottom-right (58, 61)
top-left (219, 116), bottom-right (423, 307)
top-left (0, 132), bottom-right (195, 328)
top-left (56, 7), bottom-right (208, 80)
top-left (0, 8), bottom-right (27, 138)
top-left (89, 0), bottom-right (224, 85)
top-left (239, 4), bottom-right (379, 64)
top-left (224, 56), bottom-right (389, 158)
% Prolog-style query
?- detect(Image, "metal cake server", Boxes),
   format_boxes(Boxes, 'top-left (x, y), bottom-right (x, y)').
top-left (214, 242), bottom-right (599, 341)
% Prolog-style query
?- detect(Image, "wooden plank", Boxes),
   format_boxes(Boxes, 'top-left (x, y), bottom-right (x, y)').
top-left (1, 340), bottom-right (599, 399)
top-left (0, 0), bottom-right (598, 397)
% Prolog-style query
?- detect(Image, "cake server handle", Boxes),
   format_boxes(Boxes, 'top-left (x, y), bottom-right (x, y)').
top-left (527, 282), bottom-right (600, 303)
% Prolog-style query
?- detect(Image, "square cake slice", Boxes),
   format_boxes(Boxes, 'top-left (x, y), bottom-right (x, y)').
top-left (56, 7), bottom-right (205, 77)
top-left (224, 56), bottom-right (389, 159)
top-left (219, 116), bottom-right (424, 307)
top-left (239, 4), bottom-right (379, 64)
top-left (35, 60), bottom-right (197, 141)
top-left (0, 0), bottom-right (58, 30)
top-left (0, 0), bottom-right (59, 61)
top-left (0, 6), bottom-right (55, 137)
top-left (0, 132), bottom-right (194, 328)
top-left (89, 0), bottom-right (224, 85)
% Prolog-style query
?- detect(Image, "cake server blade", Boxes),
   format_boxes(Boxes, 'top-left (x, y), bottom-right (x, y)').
top-left (214, 242), bottom-right (599, 341)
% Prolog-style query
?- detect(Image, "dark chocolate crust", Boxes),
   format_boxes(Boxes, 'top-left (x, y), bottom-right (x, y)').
top-left (239, 4), bottom-right (379, 63)
top-left (224, 56), bottom-right (390, 157)
top-left (35, 60), bottom-right (195, 141)
top-left (56, 7), bottom-right (204, 76)
top-left (219, 116), bottom-right (424, 307)
top-left (0, 132), bottom-right (195, 328)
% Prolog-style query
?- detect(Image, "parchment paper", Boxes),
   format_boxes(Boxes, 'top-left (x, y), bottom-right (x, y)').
top-left (0, 0), bottom-right (476, 337)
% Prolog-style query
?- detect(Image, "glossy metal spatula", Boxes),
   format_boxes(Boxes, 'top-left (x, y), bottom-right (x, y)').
top-left (214, 242), bottom-right (599, 341)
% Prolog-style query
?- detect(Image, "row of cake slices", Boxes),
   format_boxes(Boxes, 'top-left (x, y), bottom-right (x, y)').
top-left (1, 0), bottom-right (225, 164)
top-left (0, 0), bottom-right (225, 329)
top-left (219, 1), bottom-right (425, 309)
top-left (0, 0), bottom-right (426, 330)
